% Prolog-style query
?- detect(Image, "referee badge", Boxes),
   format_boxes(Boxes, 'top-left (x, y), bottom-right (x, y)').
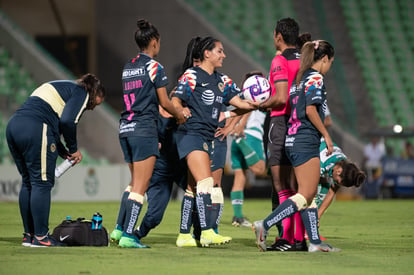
top-left (203, 142), bottom-right (209, 152)
top-left (50, 143), bottom-right (56, 152)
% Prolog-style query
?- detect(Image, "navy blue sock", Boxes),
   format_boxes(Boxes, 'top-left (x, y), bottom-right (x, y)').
top-left (211, 203), bottom-right (223, 233)
top-left (300, 207), bottom-right (322, 245)
top-left (123, 199), bottom-right (142, 236)
top-left (31, 182), bottom-right (52, 236)
top-left (196, 193), bottom-right (212, 230)
top-left (263, 199), bottom-right (298, 231)
top-left (115, 190), bottom-right (129, 230)
top-left (179, 192), bottom-right (194, 234)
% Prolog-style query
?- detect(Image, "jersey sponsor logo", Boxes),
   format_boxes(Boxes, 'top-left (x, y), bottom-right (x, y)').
top-left (119, 122), bottom-right (137, 134)
top-left (201, 82), bottom-right (209, 87)
top-left (201, 90), bottom-right (215, 105)
top-left (285, 136), bottom-right (295, 147)
top-left (122, 68), bottom-right (145, 79)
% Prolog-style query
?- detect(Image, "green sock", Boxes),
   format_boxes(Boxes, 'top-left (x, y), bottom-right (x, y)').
top-left (236, 138), bottom-right (260, 166)
top-left (231, 191), bottom-right (244, 218)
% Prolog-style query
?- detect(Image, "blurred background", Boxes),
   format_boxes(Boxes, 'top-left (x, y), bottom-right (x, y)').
top-left (0, 0), bottom-right (413, 201)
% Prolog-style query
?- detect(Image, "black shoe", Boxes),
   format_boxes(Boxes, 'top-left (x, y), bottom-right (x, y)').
top-left (295, 239), bottom-right (308, 251)
top-left (31, 234), bottom-right (66, 247)
top-left (267, 238), bottom-right (295, 251)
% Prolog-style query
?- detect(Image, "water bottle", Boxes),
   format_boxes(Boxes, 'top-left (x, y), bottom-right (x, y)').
top-left (91, 212), bottom-right (102, 230)
top-left (55, 159), bottom-right (75, 178)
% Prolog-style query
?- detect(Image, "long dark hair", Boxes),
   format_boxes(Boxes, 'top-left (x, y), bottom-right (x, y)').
top-left (134, 19), bottom-right (160, 50)
top-left (296, 40), bottom-right (335, 85)
top-left (182, 36), bottom-right (202, 73)
top-left (337, 160), bottom-right (366, 188)
top-left (77, 73), bottom-right (105, 109)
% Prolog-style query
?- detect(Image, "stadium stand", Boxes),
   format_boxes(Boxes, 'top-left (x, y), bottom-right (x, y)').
top-left (340, 0), bottom-right (414, 155)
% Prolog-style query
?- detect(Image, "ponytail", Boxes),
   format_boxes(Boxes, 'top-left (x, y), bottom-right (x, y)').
top-left (296, 40), bottom-right (335, 86)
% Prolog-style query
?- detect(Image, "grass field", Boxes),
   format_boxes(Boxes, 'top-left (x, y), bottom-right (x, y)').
top-left (1, 198), bottom-right (413, 274)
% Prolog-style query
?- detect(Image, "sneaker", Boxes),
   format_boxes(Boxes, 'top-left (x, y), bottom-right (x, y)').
top-left (31, 234), bottom-right (65, 247)
top-left (252, 220), bottom-right (267, 252)
top-left (266, 238), bottom-right (295, 251)
top-left (110, 229), bottom-right (122, 244)
top-left (295, 239), bottom-right (308, 251)
top-left (304, 232), bottom-right (327, 241)
top-left (118, 235), bottom-right (149, 248)
top-left (200, 229), bottom-right (230, 247)
top-left (176, 233), bottom-right (197, 247)
top-left (308, 242), bottom-right (341, 252)
top-left (22, 233), bottom-right (33, 247)
top-left (232, 216), bottom-right (252, 227)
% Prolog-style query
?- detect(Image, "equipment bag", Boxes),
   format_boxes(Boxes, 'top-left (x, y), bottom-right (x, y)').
top-left (51, 217), bottom-right (109, 246)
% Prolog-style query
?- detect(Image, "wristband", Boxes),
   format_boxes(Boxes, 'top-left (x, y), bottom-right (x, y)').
top-left (224, 111), bottom-right (231, 119)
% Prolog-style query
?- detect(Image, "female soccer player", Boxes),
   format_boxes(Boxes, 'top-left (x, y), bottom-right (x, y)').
top-left (6, 73), bottom-right (105, 247)
top-left (111, 19), bottom-right (187, 248)
top-left (253, 40), bottom-right (340, 252)
top-left (317, 138), bottom-right (366, 220)
top-left (172, 36), bottom-right (258, 247)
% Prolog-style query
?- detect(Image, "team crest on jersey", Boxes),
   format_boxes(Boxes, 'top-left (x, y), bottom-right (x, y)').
top-left (203, 142), bottom-right (208, 152)
top-left (50, 143), bottom-right (56, 152)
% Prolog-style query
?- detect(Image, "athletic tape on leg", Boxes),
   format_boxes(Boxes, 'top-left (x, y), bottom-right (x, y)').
top-left (128, 192), bottom-right (144, 204)
top-left (197, 177), bottom-right (214, 194)
top-left (211, 187), bottom-right (224, 204)
top-left (289, 193), bottom-right (308, 212)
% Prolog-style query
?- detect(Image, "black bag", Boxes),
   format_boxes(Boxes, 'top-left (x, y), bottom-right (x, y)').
top-left (51, 217), bottom-right (109, 246)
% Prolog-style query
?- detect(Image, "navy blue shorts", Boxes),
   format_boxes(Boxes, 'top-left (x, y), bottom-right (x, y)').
top-left (175, 132), bottom-right (212, 160)
top-left (211, 137), bottom-right (227, 171)
top-left (285, 147), bottom-right (319, 167)
top-left (119, 136), bottom-right (159, 163)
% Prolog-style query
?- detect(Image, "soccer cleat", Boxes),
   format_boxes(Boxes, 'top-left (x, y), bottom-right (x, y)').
top-left (31, 234), bottom-right (65, 247)
top-left (22, 233), bottom-right (33, 247)
top-left (304, 232), bottom-right (327, 241)
top-left (110, 229), bottom-right (122, 244)
top-left (295, 239), bottom-right (308, 251)
top-left (308, 242), bottom-right (341, 252)
top-left (232, 216), bottom-right (252, 227)
top-left (118, 235), bottom-right (149, 248)
top-left (199, 229), bottom-right (230, 247)
top-left (266, 238), bottom-right (295, 251)
top-left (176, 233), bottom-right (197, 247)
top-left (252, 220), bottom-right (267, 252)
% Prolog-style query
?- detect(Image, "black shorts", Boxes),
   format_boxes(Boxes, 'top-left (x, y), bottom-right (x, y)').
top-left (267, 115), bottom-right (291, 166)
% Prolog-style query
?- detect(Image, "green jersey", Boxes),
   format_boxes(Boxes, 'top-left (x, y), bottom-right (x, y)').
top-left (316, 138), bottom-right (347, 207)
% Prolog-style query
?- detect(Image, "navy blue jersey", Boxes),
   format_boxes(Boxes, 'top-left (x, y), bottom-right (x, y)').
top-left (15, 80), bottom-right (89, 153)
top-left (119, 53), bottom-right (168, 138)
top-left (173, 67), bottom-right (240, 139)
top-left (285, 69), bottom-right (327, 151)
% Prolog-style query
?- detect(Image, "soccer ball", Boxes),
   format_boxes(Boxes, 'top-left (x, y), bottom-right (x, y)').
top-left (242, 75), bottom-right (271, 103)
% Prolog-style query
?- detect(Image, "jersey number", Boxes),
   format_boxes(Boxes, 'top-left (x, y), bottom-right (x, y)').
top-left (124, 93), bottom-right (136, 121)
